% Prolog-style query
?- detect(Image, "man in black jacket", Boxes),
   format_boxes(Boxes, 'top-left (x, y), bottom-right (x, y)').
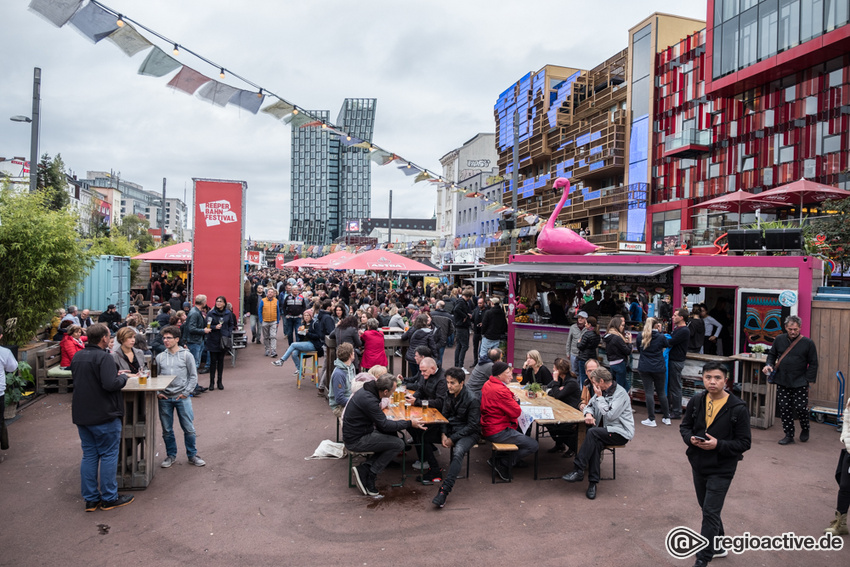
top-left (470, 297), bottom-right (486, 368)
top-left (763, 315), bottom-right (818, 445)
top-left (97, 304), bottom-right (122, 334)
top-left (404, 358), bottom-right (448, 483)
top-left (667, 307), bottom-right (691, 419)
top-left (453, 290), bottom-right (474, 369)
top-left (430, 301), bottom-right (455, 368)
top-left (432, 367), bottom-right (480, 508)
top-left (71, 323), bottom-right (134, 512)
top-left (680, 362), bottom-right (751, 567)
top-left (479, 297), bottom-right (507, 359)
top-left (344, 375), bottom-right (425, 497)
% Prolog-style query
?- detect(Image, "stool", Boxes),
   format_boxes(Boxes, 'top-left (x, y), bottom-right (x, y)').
top-left (601, 445), bottom-right (626, 481)
top-left (490, 443), bottom-right (518, 484)
top-left (298, 351), bottom-right (319, 389)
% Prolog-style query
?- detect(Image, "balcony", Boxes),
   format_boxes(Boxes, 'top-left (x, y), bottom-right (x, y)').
top-left (662, 128), bottom-right (711, 158)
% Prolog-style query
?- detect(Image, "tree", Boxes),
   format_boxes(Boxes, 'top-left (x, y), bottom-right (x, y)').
top-left (35, 153), bottom-right (69, 211)
top-left (115, 214), bottom-right (155, 253)
top-left (0, 185), bottom-right (92, 345)
top-left (810, 197), bottom-right (850, 277)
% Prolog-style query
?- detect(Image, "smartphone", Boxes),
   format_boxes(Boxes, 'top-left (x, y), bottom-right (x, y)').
top-left (693, 435), bottom-right (707, 442)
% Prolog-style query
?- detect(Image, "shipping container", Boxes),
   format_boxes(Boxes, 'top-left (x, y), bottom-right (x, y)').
top-left (65, 255), bottom-right (131, 314)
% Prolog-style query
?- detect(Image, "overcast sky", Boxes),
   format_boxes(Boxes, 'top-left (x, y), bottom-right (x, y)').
top-left (0, 0), bottom-right (706, 241)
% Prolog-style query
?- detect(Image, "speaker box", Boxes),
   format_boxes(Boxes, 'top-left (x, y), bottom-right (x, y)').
top-left (764, 228), bottom-right (802, 251)
top-left (727, 229), bottom-right (763, 251)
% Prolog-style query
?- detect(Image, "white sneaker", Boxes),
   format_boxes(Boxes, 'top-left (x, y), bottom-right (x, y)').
top-left (713, 549), bottom-right (728, 558)
top-left (661, 418), bottom-right (672, 426)
top-left (188, 455), bottom-right (206, 467)
top-left (462, 368), bottom-right (470, 375)
top-left (411, 460), bottom-right (430, 471)
top-left (160, 456), bottom-right (176, 468)
top-left (641, 419), bottom-right (657, 427)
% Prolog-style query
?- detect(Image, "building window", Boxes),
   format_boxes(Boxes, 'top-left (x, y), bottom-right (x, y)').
top-left (759, 0), bottom-right (779, 61)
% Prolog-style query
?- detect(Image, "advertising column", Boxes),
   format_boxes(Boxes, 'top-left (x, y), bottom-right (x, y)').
top-left (192, 179), bottom-right (246, 318)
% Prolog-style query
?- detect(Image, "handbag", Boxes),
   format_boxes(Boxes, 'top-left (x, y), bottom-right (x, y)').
top-left (767, 335), bottom-right (802, 384)
top-left (220, 335), bottom-right (233, 350)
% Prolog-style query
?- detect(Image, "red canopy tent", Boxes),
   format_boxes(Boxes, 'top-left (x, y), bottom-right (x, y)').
top-left (132, 241), bottom-right (192, 264)
top-left (284, 250), bottom-right (354, 269)
top-left (745, 178), bottom-right (850, 221)
top-left (689, 190), bottom-right (775, 227)
top-left (331, 250), bottom-right (439, 272)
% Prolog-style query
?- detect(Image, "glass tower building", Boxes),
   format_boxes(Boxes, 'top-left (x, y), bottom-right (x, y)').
top-left (289, 98), bottom-right (377, 245)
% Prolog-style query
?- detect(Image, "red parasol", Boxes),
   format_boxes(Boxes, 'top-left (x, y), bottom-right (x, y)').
top-left (747, 178), bottom-right (850, 221)
top-left (331, 250), bottom-right (439, 272)
top-left (132, 241), bottom-right (192, 264)
top-left (690, 190), bottom-right (775, 228)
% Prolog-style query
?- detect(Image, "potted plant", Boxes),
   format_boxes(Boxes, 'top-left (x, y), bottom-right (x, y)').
top-left (527, 382), bottom-right (543, 399)
top-left (750, 344), bottom-right (767, 356)
top-left (5, 362), bottom-right (34, 419)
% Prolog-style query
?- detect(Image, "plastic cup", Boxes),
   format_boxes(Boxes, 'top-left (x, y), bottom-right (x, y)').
top-left (138, 369), bottom-right (149, 385)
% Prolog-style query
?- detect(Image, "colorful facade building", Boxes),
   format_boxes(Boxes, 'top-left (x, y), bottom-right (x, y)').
top-left (652, 1), bottom-right (850, 252)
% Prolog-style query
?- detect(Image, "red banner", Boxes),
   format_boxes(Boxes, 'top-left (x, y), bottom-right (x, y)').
top-left (192, 179), bottom-right (246, 318)
top-left (247, 250), bottom-right (261, 265)
top-left (275, 254), bottom-right (286, 269)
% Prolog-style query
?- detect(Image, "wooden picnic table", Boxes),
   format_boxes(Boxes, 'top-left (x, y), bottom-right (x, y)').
top-left (383, 404), bottom-right (447, 484)
top-left (508, 382), bottom-right (585, 480)
top-left (324, 335), bottom-right (410, 387)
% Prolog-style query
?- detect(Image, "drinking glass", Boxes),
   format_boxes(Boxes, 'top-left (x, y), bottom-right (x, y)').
top-left (421, 399), bottom-right (429, 418)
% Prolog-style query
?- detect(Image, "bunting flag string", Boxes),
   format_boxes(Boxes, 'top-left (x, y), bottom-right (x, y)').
top-left (29, 0), bottom-right (549, 228)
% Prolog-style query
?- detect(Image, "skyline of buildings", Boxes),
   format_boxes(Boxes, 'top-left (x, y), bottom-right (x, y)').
top-left (289, 98), bottom-right (377, 246)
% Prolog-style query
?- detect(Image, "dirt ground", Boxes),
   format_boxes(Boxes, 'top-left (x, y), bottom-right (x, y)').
top-left (1, 338), bottom-right (846, 567)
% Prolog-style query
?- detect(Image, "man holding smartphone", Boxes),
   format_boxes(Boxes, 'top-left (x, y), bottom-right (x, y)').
top-left (680, 362), bottom-right (751, 567)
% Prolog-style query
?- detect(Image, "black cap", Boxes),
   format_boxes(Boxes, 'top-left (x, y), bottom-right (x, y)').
top-left (492, 361), bottom-right (510, 377)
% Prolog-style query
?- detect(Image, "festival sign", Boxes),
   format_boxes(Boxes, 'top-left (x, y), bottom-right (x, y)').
top-left (193, 179), bottom-right (246, 317)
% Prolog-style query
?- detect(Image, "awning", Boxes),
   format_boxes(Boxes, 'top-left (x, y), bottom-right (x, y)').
top-left (464, 276), bottom-right (509, 283)
top-left (132, 241), bottom-right (192, 264)
top-left (484, 263), bottom-right (676, 277)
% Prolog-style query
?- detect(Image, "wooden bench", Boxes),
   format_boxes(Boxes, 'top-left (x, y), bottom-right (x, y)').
top-left (347, 449), bottom-right (406, 489)
top-left (490, 442), bottom-right (518, 483)
top-left (36, 345), bottom-right (73, 394)
top-left (602, 445), bottom-right (626, 481)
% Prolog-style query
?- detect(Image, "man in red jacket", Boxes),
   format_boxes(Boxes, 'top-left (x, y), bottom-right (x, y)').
top-left (480, 361), bottom-right (539, 481)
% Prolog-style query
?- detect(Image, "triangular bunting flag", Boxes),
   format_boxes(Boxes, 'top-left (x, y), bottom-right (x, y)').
top-left (138, 46), bottom-right (181, 77)
top-left (528, 226), bottom-right (538, 236)
top-left (285, 113), bottom-right (311, 127)
top-left (519, 227), bottom-right (530, 237)
top-left (29, 0), bottom-right (82, 27)
top-left (398, 164), bottom-right (420, 176)
top-left (370, 150), bottom-right (393, 165)
top-left (486, 202), bottom-right (501, 211)
top-left (228, 89), bottom-right (264, 114)
top-left (339, 136), bottom-right (363, 147)
top-left (166, 66), bottom-right (210, 95)
top-left (197, 81), bottom-right (239, 107)
top-left (299, 120), bottom-right (324, 128)
top-left (107, 24), bottom-right (152, 56)
top-left (260, 100), bottom-right (295, 119)
top-left (414, 171), bottom-right (430, 183)
top-left (68, 1), bottom-right (119, 43)
top-left (351, 141), bottom-right (372, 150)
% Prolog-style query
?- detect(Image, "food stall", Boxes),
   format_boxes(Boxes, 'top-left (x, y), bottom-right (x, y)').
top-left (490, 254), bottom-right (823, 414)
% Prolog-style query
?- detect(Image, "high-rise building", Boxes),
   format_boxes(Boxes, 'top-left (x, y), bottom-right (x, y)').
top-left (652, 1), bottom-right (850, 252)
top-left (289, 98), bottom-right (377, 245)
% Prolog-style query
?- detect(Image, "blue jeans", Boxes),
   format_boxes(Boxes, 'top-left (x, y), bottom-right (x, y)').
top-left (577, 359), bottom-right (588, 384)
top-left (77, 418), bottom-right (122, 502)
top-left (479, 337), bottom-right (500, 359)
top-left (279, 340), bottom-right (316, 371)
top-left (442, 435), bottom-right (477, 492)
top-left (283, 317), bottom-right (299, 346)
top-left (486, 427), bottom-right (539, 466)
top-left (187, 343), bottom-right (203, 368)
top-left (158, 397), bottom-right (198, 459)
top-left (610, 361), bottom-right (629, 391)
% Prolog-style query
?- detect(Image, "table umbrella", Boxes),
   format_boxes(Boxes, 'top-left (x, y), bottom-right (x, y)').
top-left (748, 178), bottom-right (850, 222)
top-left (689, 190), bottom-right (774, 228)
top-left (331, 250), bottom-right (439, 272)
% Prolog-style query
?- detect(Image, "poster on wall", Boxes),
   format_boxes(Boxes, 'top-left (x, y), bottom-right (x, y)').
top-left (736, 289), bottom-right (797, 355)
top-left (193, 179), bottom-right (246, 318)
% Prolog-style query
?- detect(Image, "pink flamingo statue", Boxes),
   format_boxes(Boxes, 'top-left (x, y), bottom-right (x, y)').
top-left (536, 177), bottom-right (598, 255)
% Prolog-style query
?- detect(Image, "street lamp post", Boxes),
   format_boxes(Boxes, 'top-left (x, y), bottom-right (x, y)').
top-left (9, 68), bottom-right (41, 194)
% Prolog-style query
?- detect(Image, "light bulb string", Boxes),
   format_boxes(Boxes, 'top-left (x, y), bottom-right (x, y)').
top-left (89, 0), bottom-right (482, 195)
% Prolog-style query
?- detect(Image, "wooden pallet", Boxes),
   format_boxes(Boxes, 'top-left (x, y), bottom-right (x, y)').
top-left (41, 377), bottom-right (74, 394)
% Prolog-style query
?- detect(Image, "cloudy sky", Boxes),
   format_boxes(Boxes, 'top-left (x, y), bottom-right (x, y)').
top-left (0, 0), bottom-right (706, 241)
